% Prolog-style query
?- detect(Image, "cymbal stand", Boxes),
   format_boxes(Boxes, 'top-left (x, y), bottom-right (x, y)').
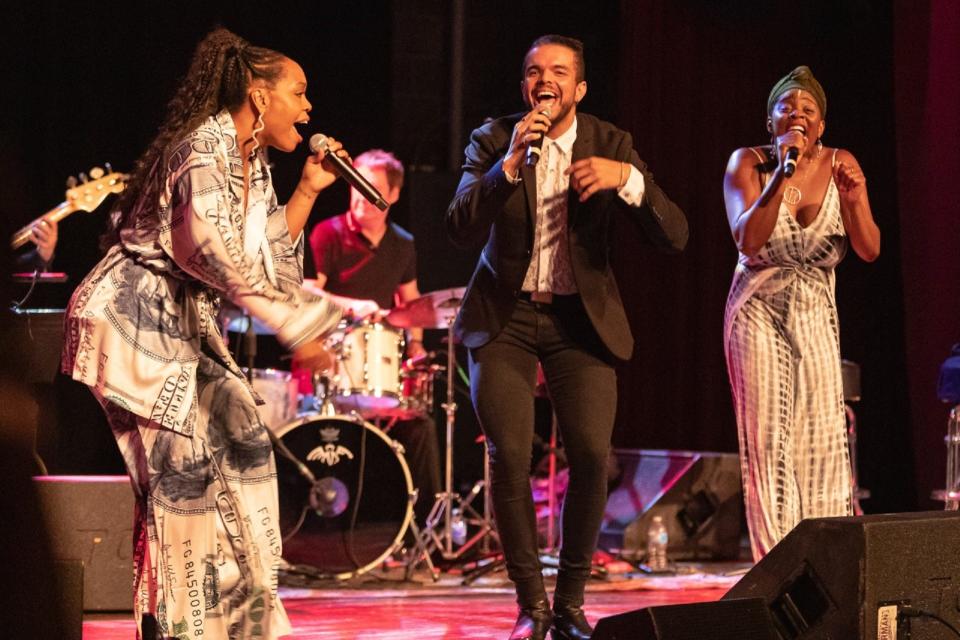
top-left (407, 316), bottom-right (498, 575)
top-left (544, 410), bottom-right (560, 552)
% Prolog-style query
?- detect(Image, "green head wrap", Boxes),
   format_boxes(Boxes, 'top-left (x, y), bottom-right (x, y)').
top-left (767, 65), bottom-right (826, 117)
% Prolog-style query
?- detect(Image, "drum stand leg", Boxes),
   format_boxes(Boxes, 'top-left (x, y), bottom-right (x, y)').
top-left (403, 499), bottom-right (439, 580)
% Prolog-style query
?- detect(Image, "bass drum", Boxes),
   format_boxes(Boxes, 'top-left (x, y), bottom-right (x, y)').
top-left (273, 413), bottom-right (414, 580)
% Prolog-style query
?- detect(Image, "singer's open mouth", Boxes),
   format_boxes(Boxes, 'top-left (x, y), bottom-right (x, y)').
top-left (535, 89), bottom-right (558, 104)
top-left (788, 125), bottom-right (806, 135)
top-left (292, 119), bottom-right (309, 142)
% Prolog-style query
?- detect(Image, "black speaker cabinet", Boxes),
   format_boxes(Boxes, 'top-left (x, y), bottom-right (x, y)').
top-left (55, 559), bottom-right (84, 640)
top-left (593, 597), bottom-right (777, 639)
top-left (600, 449), bottom-right (745, 560)
top-left (8, 308), bottom-right (122, 475)
top-left (725, 511), bottom-right (960, 639)
top-left (34, 475), bottom-right (134, 611)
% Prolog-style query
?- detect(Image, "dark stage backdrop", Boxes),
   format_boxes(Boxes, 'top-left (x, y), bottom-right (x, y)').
top-left (3, 2), bottom-right (955, 513)
top-left (2, 3), bottom-right (394, 288)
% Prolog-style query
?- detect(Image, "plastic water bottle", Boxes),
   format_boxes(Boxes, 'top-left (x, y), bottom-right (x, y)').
top-left (646, 515), bottom-right (669, 572)
top-left (451, 508), bottom-right (467, 546)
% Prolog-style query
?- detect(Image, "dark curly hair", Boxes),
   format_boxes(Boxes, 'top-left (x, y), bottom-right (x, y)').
top-left (102, 27), bottom-right (287, 249)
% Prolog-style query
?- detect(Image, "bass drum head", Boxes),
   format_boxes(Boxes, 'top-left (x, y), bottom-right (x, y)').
top-left (274, 413), bottom-right (413, 579)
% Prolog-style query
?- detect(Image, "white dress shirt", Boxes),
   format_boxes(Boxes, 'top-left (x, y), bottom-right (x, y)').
top-left (506, 117), bottom-right (645, 295)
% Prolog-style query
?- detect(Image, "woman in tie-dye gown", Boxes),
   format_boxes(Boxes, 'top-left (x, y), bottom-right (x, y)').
top-left (722, 67), bottom-right (880, 560)
top-left (62, 28), bottom-right (348, 639)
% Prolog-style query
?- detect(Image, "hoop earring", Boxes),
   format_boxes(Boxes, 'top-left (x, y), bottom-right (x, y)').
top-left (816, 138), bottom-right (823, 159)
top-left (251, 110), bottom-right (265, 156)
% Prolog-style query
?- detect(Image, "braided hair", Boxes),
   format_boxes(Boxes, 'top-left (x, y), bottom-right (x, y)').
top-left (102, 27), bottom-right (287, 249)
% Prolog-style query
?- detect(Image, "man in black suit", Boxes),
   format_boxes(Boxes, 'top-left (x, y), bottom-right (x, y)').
top-left (447, 35), bottom-right (688, 640)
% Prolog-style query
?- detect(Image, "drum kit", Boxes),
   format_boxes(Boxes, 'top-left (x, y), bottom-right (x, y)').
top-left (226, 285), bottom-right (496, 580)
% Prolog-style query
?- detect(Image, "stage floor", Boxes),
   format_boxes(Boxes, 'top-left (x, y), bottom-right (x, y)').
top-left (82, 560), bottom-right (747, 639)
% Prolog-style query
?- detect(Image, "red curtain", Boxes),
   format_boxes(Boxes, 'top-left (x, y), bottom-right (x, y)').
top-left (894, 0), bottom-right (960, 507)
top-left (614, 1), bottom-right (919, 511)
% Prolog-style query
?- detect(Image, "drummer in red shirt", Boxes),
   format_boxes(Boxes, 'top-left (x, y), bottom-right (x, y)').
top-left (306, 149), bottom-right (440, 525)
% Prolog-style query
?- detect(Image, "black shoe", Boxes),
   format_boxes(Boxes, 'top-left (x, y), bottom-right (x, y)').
top-left (550, 601), bottom-right (593, 639)
top-left (509, 599), bottom-right (553, 640)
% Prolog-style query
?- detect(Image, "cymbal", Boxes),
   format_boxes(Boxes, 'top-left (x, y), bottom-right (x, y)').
top-left (386, 286), bottom-right (466, 329)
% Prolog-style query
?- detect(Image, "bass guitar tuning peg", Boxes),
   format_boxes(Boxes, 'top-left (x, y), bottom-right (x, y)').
top-left (78, 172), bottom-right (88, 183)
top-left (66, 176), bottom-right (78, 188)
top-left (89, 166), bottom-right (104, 180)
top-left (104, 162), bottom-right (113, 173)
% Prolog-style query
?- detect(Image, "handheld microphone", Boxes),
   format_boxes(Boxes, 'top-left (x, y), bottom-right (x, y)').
top-left (783, 147), bottom-right (800, 177)
top-left (525, 107), bottom-right (551, 167)
top-left (309, 134), bottom-right (388, 211)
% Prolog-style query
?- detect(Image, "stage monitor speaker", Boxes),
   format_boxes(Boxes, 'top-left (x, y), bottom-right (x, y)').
top-left (34, 475), bottom-right (134, 611)
top-left (724, 511), bottom-right (960, 639)
top-left (600, 449), bottom-right (745, 560)
top-left (592, 597), bottom-right (777, 639)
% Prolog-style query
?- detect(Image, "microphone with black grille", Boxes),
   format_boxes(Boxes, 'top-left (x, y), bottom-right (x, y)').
top-left (525, 107), bottom-right (552, 167)
top-left (783, 146), bottom-right (800, 177)
top-left (309, 134), bottom-right (388, 211)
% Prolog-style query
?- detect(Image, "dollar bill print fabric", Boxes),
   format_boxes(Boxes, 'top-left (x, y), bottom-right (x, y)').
top-left (62, 110), bottom-right (342, 638)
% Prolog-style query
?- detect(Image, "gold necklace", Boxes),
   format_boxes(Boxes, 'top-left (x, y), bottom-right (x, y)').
top-left (783, 183), bottom-right (802, 206)
top-left (783, 160), bottom-right (811, 206)
top-left (781, 144), bottom-right (822, 206)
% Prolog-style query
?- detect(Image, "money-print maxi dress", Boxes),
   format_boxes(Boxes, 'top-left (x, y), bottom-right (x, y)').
top-left (723, 148), bottom-right (853, 561)
top-left (62, 110), bottom-right (341, 639)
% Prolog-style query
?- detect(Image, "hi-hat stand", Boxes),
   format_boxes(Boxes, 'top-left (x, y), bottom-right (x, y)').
top-left (381, 287), bottom-right (499, 578)
top-left (406, 316), bottom-right (498, 578)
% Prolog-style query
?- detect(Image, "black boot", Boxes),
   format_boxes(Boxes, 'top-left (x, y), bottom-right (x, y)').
top-left (509, 599), bottom-right (552, 640)
top-left (550, 600), bottom-right (593, 640)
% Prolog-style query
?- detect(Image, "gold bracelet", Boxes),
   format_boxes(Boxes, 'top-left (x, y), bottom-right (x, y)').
top-left (296, 183), bottom-right (318, 199)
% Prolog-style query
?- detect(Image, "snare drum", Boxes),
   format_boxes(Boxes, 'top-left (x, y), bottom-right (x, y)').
top-left (378, 366), bottom-right (437, 420)
top-left (246, 368), bottom-right (299, 431)
top-left (328, 320), bottom-right (403, 413)
top-left (274, 413), bottom-right (414, 579)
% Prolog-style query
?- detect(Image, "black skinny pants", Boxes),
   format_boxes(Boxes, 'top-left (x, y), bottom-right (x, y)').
top-left (468, 296), bottom-right (616, 606)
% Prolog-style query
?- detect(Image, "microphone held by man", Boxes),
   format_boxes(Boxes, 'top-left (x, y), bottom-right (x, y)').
top-left (524, 106), bottom-right (551, 167)
top-left (309, 133), bottom-right (389, 210)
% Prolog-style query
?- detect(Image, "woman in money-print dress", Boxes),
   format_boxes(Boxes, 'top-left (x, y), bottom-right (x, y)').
top-left (722, 66), bottom-right (881, 561)
top-left (62, 28), bottom-right (348, 639)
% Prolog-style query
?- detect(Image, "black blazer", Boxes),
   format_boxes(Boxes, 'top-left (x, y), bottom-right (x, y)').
top-left (446, 112), bottom-right (688, 361)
